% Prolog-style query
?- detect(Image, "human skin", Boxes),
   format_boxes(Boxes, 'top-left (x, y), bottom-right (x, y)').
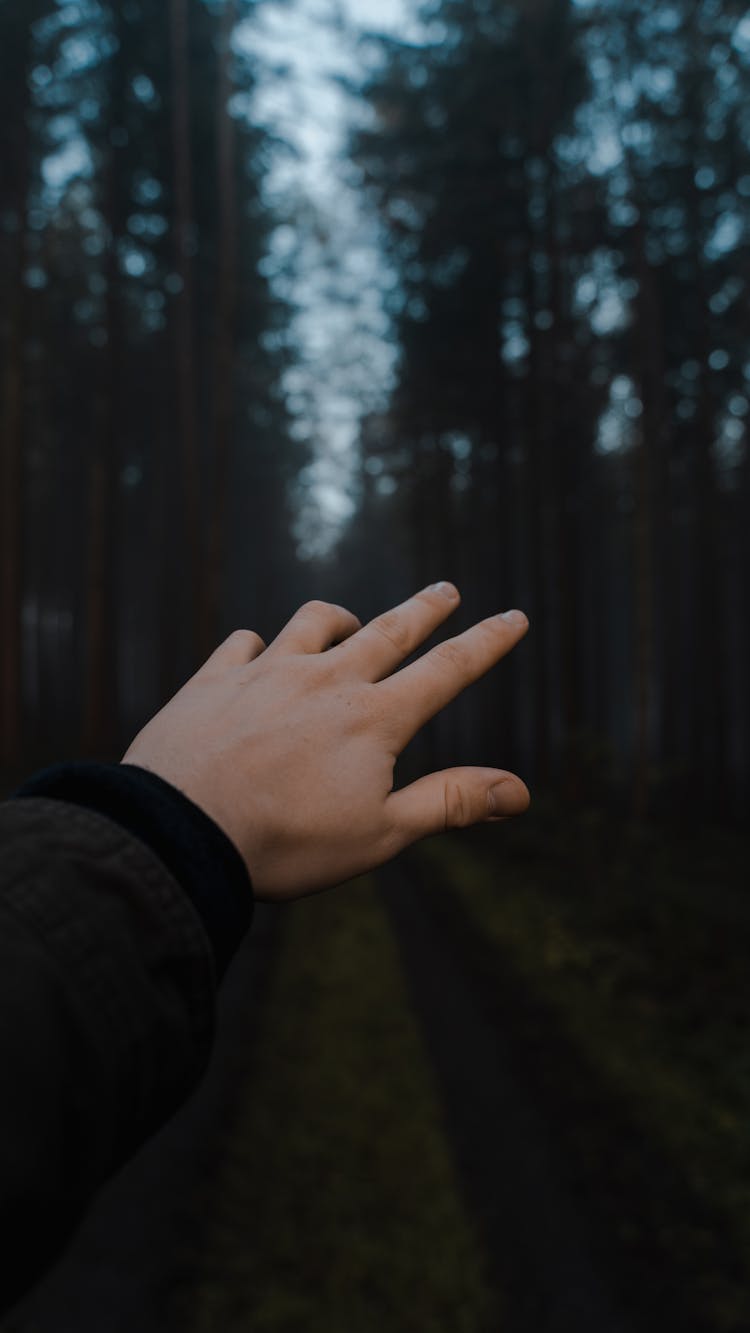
top-left (120, 583), bottom-right (530, 900)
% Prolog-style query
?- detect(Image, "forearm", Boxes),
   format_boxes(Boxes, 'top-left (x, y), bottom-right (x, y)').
top-left (9, 760), bottom-right (255, 979)
top-left (0, 773), bottom-right (252, 1317)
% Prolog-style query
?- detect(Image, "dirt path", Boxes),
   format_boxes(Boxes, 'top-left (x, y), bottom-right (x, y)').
top-left (379, 852), bottom-right (732, 1333)
top-left (3, 852), bottom-right (737, 1332)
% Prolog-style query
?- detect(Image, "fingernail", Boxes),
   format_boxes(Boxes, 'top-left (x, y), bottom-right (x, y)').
top-left (500, 609), bottom-right (528, 626)
top-left (428, 581), bottom-right (459, 600)
top-left (487, 778), bottom-right (531, 817)
top-left (487, 779), bottom-right (511, 814)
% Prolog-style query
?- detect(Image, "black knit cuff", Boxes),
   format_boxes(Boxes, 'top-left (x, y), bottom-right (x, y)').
top-left (7, 761), bottom-right (254, 981)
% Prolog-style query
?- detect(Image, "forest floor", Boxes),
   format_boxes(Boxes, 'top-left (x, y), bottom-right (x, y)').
top-left (2, 810), bottom-right (749, 1333)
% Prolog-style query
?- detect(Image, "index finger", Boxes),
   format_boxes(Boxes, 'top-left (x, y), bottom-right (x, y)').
top-left (378, 609), bottom-right (529, 747)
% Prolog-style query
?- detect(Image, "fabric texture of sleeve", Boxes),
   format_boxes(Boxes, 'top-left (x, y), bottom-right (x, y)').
top-left (8, 759), bottom-right (255, 981)
top-left (0, 770), bottom-right (252, 1318)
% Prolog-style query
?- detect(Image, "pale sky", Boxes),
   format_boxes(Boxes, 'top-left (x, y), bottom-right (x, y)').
top-left (236, 0), bottom-right (423, 555)
top-left (40, 0), bottom-right (420, 556)
top-left (42, 0), bottom-right (734, 551)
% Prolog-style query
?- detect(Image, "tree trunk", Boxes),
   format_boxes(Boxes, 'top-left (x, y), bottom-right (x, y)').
top-left (0, 14), bottom-right (37, 771)
top-left (546, 161), bottom-right (581, 804)
top-left (169, 0), bottom-right (203, 675)
top-left (82, 10), bottom-right (126, 756)
top-left (630, 219), bottom-right (661, 822)
top-left (522, 226), bottom-right (551, 789)
top-left (204, 0), bottom-right (238, 660)
top-left (683, 130), bottom-right (728, 813)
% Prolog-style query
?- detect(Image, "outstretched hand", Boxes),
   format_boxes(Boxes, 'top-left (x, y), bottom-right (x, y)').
top-left (120, 583), bottom-right (530, 900)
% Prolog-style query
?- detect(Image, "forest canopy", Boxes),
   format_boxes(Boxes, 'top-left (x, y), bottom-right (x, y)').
top-left (1, 0), bottom-right (748, 821)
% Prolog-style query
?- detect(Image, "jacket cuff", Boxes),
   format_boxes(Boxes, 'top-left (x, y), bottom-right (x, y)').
top-left (8, 760), bottom-right (254, 981)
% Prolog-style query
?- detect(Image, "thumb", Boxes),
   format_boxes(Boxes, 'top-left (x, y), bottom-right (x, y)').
top-left (388, 766), bottom-right (530, 848)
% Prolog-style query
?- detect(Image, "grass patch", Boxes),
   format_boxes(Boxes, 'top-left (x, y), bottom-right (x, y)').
top-left (179, 876), bottom-right (495, 1333)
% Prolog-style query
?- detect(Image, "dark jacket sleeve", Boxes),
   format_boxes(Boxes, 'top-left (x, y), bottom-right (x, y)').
top-left (0, 761), bottom-right (254, 1317)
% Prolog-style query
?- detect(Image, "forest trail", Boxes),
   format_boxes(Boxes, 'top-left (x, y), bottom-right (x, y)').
top-left (379, 856), bottom-right (636, 1333)
top-left (0, 854), bottom-right (737, 1333)
top-left (381, 850), bottom-right (741, 1333)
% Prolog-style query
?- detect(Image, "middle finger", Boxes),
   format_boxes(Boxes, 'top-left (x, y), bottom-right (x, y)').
top-left (336, 582), bottom-right (461, 681)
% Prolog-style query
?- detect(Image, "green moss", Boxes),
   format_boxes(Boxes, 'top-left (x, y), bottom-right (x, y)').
top-left (184, 877), bottom-right (495, 1333)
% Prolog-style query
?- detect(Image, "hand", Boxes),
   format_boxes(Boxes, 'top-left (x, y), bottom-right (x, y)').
top-left (120, 584), bottom-right (530, 900)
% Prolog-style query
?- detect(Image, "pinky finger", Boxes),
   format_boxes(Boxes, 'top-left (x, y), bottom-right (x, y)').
top-left (194, 628), bottom-right (267, 676)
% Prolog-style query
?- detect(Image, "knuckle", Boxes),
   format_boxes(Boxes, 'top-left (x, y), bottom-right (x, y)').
top-left (349, 683), bottom-right (381, 730)
top-left (443, 780), bottom-right (470, 829)
top-left (379, 820), bottom-right (405, 860)
top-left (301, 599), bottom-right (331, 617)
top-left (416, 588), bottom-right (438, 608)
top-left (230, 627), bottom-right (264, 649)
top-left (433, 638), bottom-right (466, 670)
top-left (479, 616), bottom-right (505, 637)
top-left (371, 611), bottom-right (411, 653)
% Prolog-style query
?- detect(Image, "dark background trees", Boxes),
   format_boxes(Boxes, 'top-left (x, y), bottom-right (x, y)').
top-left (0, 0), bottom-right (304, 781)
top-left (343, 0), bottom-right (750, 823)
top-left (2, 1), bottom-right (750, 1328)
top-left (1, 0), bottom-right (748, 820)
